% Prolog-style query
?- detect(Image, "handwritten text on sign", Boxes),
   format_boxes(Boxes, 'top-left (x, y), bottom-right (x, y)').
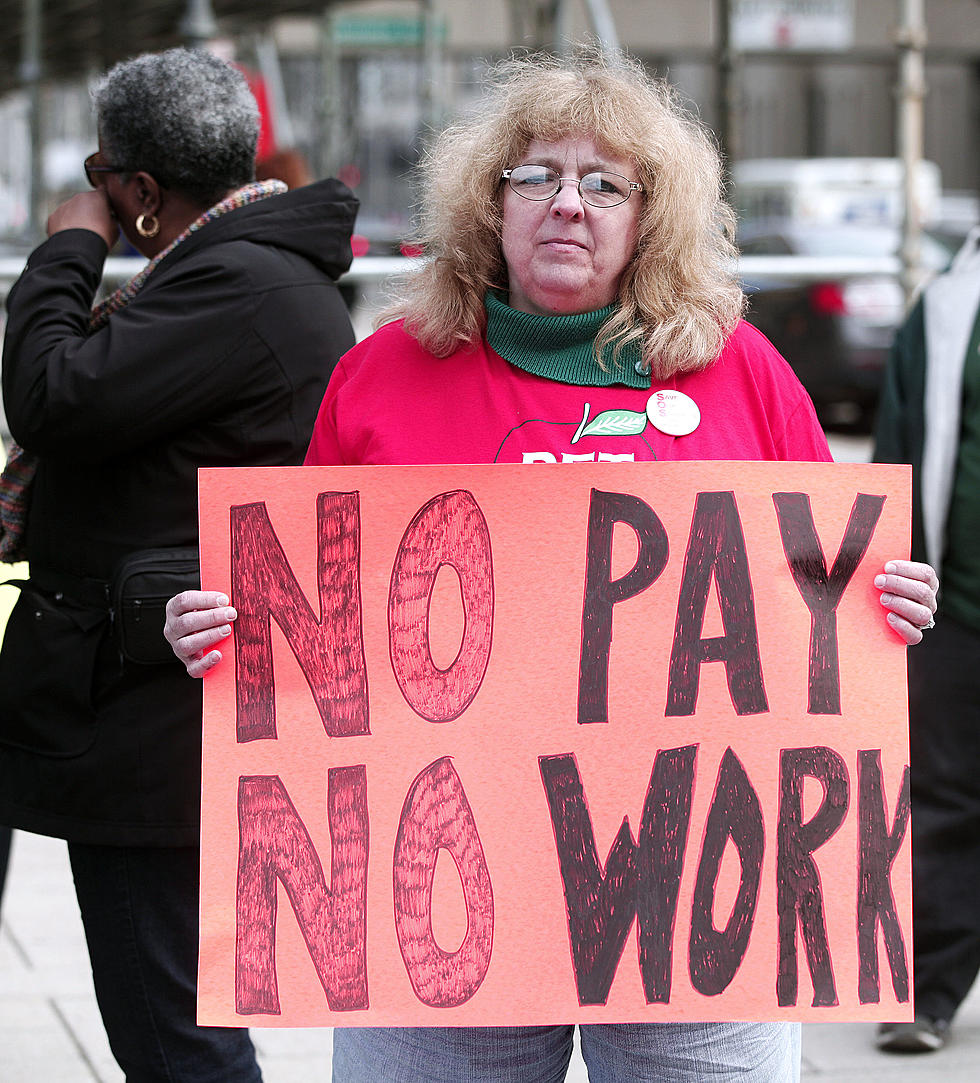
top-left (198, 461), bottom-right (912, 1026)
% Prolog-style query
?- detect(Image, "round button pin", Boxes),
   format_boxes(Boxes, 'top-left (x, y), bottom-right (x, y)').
top-left (646, 390), bottom-right (700, 436)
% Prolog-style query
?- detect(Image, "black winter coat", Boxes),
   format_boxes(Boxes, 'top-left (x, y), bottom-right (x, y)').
top-left (0, 178), bottom-right (358, 845)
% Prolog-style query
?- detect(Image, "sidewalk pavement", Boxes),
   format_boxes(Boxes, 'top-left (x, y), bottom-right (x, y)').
top-left (2, 829), bottom-right (979, 1082)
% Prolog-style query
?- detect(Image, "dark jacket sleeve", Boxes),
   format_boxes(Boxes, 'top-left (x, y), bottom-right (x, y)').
top-left (3, 230), bottom-right (315, 460)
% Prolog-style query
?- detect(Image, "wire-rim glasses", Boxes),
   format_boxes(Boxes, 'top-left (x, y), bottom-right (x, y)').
top-left (502, 164), bottom-right (644, 208)
top-left (84, 152), bottom-right (126, 188)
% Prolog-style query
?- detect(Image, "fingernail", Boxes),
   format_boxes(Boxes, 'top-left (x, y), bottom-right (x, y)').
top-left (216, 594), bottom-right (229, 606)
top-left (884, 562), bottom-right (896, 573)
top-left (219, 625), bottom-right (232, 637)
top-left (880, 593), bottom-right (893, 605)
top-left (874, 575), bottom-right (886, 587)
top-left (225, 608), bottom-right (237, 621)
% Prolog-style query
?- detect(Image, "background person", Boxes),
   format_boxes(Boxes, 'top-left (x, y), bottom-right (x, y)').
top-left (255, 147), bottom-right (314, 190)
top-left (874, 226), bottom-right (980, 1054)
top-left (167, 51), bottom-right (937, 1082)
top-left (0, 47), bottom-right (357, 1081)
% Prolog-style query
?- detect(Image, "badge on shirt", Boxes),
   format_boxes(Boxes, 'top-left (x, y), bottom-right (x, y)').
top-left (646, 390), bottom-right (701, 436)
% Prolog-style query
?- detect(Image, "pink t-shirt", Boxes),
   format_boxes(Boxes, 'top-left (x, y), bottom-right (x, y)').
top-left (305, 319), bottom-right (831, 467)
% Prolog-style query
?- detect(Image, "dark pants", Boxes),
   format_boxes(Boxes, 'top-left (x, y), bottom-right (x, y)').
top-left (907, 614), bottom-right (980, 1022)
top-left (68, 842), bottom-right (261, 1083)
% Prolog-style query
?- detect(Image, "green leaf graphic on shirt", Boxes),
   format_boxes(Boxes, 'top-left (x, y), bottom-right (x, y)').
top-left (570, 407), bottom-right (649, 445)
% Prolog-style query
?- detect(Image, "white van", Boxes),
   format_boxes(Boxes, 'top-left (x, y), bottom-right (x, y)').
top-left (732, 159), bottom-right (947, 431)
top-left (731, 157), bottom-right (942, 230)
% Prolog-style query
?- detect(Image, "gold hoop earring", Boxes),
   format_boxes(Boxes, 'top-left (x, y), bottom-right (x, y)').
top-left (135, 213), bottom-right (160, 239)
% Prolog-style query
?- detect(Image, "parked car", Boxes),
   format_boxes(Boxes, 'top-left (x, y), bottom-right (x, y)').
top-left (739, 223), bottom-right (955, 431)
top-left (732, 157), bottom-right (943, 231)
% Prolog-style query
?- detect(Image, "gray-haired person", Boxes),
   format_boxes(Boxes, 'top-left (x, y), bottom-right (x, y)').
top-left (0, 47), bottom-right (357, 1080)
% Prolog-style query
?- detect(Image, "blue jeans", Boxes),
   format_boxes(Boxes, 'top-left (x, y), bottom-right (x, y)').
top-left (68, 842), bottom-right (261, 1083)
top-left (332, 1022), bottom-right (801, 1082)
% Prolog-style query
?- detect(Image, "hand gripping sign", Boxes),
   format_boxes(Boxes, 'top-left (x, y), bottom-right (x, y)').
top-left (197, 461), bottom-right (913, 1027)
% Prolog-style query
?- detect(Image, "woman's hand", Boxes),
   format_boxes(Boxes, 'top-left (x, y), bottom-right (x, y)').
top-left (875, 560), bottom-right (939, 645)
top-left (164, 590), bottom-right (238, 678)
top-left (46, 190), bottom-right (118, 249)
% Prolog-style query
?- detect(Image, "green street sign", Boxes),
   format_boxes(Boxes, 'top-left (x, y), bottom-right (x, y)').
top-left (331, 13), bottom-right (448, 48)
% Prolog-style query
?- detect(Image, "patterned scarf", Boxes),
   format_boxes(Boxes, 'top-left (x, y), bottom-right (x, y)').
top-left (0, 180), bottom-right (287, 562)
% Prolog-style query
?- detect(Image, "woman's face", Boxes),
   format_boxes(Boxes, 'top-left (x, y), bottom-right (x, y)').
top-left (500, 135), bottom-right (642, 317)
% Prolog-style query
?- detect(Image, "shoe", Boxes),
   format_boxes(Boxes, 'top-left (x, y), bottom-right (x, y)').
top-left (876, 1016), bottom-right (949, 1053)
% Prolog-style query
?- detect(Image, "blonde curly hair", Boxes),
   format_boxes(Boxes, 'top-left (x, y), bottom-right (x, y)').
top-left (383, 50), bottom-right (745, 379)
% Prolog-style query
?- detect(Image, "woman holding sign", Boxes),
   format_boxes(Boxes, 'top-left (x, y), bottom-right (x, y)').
top-left (167, 50), bottom-right (937, 1083)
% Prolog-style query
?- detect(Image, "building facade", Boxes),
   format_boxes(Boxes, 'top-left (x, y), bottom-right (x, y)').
top-left (1, 0), bottom-right (978, 244)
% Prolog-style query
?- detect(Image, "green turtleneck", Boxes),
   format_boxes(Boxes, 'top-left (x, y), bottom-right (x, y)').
top-left (484, 291), bottom-right (650, 389)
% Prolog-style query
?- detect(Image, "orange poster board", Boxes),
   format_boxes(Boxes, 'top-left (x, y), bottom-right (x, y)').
top-left (197, 461), bottom-right (913, 1027)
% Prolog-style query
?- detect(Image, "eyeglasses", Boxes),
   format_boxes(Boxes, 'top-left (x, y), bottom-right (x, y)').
top-left (84, 152), bottom-right (126, 188)
top-left (502, 165), bottom-right (644, 208)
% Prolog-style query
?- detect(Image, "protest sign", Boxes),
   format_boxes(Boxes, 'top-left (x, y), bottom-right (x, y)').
top-left (197, 461), bottom-right (912, 1026)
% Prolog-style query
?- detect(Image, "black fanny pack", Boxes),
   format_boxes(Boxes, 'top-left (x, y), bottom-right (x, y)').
top-left (110, 546), bottom-right (200, 665)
